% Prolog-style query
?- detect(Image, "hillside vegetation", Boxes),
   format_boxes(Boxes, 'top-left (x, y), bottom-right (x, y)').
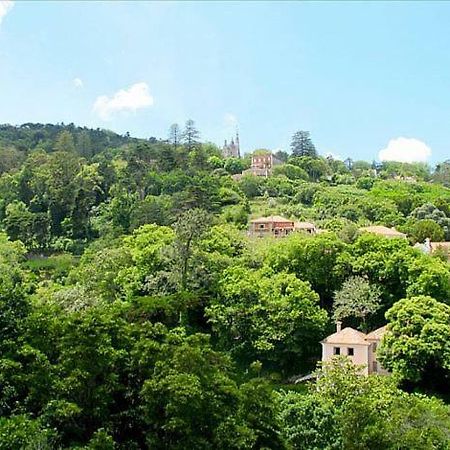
top-left (0, 121), bottom-right (449, 448)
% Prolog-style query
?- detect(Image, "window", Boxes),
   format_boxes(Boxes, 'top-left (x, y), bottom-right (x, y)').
top-left (347, 347), bottom-right (354, 356)
top-left (372, 342), bottom-right (377, 352)
top-left (258, 224), bottom-right (265, 229)
top-left (333, 347), bottom-right (340, 355)
top-left (372, 361), bottom-right (378, 373)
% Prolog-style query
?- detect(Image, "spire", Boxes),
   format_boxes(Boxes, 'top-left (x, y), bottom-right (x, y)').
top-left (235, 127), bottom-right (241, 158)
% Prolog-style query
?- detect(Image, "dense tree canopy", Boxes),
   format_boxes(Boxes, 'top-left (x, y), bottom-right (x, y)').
top-left (0, 122), bottom-right (449, 447)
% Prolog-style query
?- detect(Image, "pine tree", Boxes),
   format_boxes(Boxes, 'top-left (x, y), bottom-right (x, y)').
top-left (182, 119), bottom-right (200, 152)
top-left (290, 130), bottom-right (317, 158)
top-left (168, 123), bottom-right (180, 150)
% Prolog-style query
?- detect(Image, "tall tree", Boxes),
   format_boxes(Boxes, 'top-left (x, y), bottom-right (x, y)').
top-left (378, 295), bottom-right (450, 394)
top-left (182, 119), bottom-right (200, 152)
top-left (173, 208), bottom-right (210, 291)
top-left (76, 130), bottom-right (93, 158)
top-left (290, 130), bottom-right (317, 158)
top-left (332, 276), bottom-right (382, 332)
top-left (54, 130), bottom-right (76, 153)
top-left (168, 123), bottom-right (181, 150)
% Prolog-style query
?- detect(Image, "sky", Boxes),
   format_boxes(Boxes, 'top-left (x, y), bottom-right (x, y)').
top-left (0, 1), bottom-right (450, 163)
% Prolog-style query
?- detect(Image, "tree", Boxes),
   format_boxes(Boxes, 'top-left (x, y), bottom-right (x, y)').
top-left (172, 208), bottom-right (210, 291)
top-left (409, 219), bottom-right (445, 243)
top-left (3, 201), bottom-right (34, 247)
top-left (433, 160), bottom-right (450, 186)
top-left (76, 130), bottom-right (93, 158)
top-left (182, 119), bottom-right (200, 152)
top-left (224, 157), bottom-right (245, 175)
top-left (314, 357), bottom-right (450, 449)
top-left (332, 276), bottom-right (382, 332)
top-left (0, 415), bottom-right (56, 449)
top-left (168, 123), bottom-right (181, 150)
top-left (54, 130), bottom-right (76, 153)
top-left (265, 233), bottom-right (347, 307)
top-left (290, 130), bottom-right (317, 158)
top-left (289, 156), bottom-right (329, 181)
top-left (272, 163), bottom-right (308, 181)
top-left (207, 268), bottom-right (327, 373)
top-left (279, 392), bottom-right (342, 450)
top-left (378, 296), bottom-right (450, 390)
top-left (409, 202), bottom-right (450, 240)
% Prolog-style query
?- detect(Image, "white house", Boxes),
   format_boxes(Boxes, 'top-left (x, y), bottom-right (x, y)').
top-left (321, 322), bottom-right (388, 375)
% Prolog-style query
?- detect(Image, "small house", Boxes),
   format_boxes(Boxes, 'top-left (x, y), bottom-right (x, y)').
top-left (249, 216), bottom-right (317, 238)
top-left (321, 322), bottom-right (388, 375)
top-left (294, 221), bottom-right (317, 234)
top-left (249, 215), bottom-right (295, 237)
top-left (242, 153), bottom-right (282, 177)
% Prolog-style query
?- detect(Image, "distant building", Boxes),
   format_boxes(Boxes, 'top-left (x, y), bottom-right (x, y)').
top-left (294, 221), bottom-right (317, 234)
top-left (414, 238), bottom-right (450, 259)
top-left (249, 216), bottom-right (317, 238)
top-left (241, 152), bottom-right (282, 177)
top-left (250, 215), bottom-right (295, 238)
top-left (359, 225), bottom-right (407, 239)
top-left (431, 241), bottom-right (450, 258)
top-left (321, 322), bottom-right (388, 376)
top-left (222, 131), bottom-right (240, 158)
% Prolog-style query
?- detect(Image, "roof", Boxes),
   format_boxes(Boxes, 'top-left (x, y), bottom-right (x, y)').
top-left (365, 326), bottom-right (387, 341)
top-left (359, 225), bottom-right (406, 238)
top-left (321, 327), bottom-right (370, 346)
top-left (431, 242), bottom-right (450, 250)
top-left (294, 221), bottom-right (316, 229)
top-left (251, 215), bottom-right (293, 224)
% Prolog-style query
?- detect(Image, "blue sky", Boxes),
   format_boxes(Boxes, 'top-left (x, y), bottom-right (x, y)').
top-left (0, 1), bottom-right (449, 163)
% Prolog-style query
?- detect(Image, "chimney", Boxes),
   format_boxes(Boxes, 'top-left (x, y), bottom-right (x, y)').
top-left (336, 321), bottom-right (342, 333)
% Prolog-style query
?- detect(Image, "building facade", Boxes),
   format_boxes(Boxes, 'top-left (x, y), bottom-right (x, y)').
top-left (222, 132), bottom-right (240, 158)
top-left (249, 216), bottom-right (295, 238)
top-left (321, 322), bottom-right (388, 376)
top-left (249, 216), bottom-right (317, 238)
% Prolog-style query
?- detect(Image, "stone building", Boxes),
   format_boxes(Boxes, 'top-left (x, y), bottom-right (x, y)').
top-left (222, 132), bottom-right (240, 158)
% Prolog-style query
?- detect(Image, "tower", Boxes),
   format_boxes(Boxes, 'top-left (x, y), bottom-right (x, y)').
top-left (222, 129), bottom-right (241, 158)
top-left (235, 129), bottom-right (241, 158)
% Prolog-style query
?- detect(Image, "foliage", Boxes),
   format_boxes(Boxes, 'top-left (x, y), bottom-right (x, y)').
top-left (332, 276), bottom-right (382, 331)
top-left (290, 130), bottom-right (317, 158)
top-left (0, 122), bottom-right (450, 447)
top-left (207, 267), bottom-right (327, 373)
top-left (378, 296), bottom-right (450, 389)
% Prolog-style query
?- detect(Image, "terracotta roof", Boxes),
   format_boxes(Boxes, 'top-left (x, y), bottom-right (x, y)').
top-left (359, 225), bottom-right (406, 237)
top-left (365, 326), bottom-right (387, 341)
top-left (294, 221), bottom-right (316, 229)
top-left (251, 215), bottom-right (293, 224)
top-left (321, 327), bottom-right (370, 346)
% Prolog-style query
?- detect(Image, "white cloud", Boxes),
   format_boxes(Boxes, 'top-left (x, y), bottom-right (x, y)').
top-left (0, 1), bottom-right (14, 26)
top-left (73, 78), bottom-right (83, 88)
top-left (378, 137), bottom-right (431, 163)
top-left (93, 82), bottom-right (154, 120)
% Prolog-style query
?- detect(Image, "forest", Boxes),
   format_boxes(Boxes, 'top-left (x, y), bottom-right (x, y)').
top-left (0, 121), bottom-right (449, 449)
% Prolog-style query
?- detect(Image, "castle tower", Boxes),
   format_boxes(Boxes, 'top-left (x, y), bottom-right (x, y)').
top-left (235, 129), bottom-right (241, 158)
top-left (222, 130), bottom-right (241, 158)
